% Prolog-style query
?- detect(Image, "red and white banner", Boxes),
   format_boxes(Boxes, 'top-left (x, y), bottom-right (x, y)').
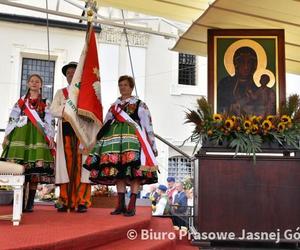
top-left (63, 26), bottom-right (103, 149)
top-left (78, 28), bottom-right (103, 124)
top-left (111, 105), bottom-right (158, 168)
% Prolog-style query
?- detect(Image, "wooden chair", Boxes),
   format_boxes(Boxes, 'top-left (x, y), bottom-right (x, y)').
top-left (0, 161), bottom-right (25, 226)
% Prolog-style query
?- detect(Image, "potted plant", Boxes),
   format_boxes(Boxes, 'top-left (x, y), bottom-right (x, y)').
top-left (185, 95), bottom-right (300, 162)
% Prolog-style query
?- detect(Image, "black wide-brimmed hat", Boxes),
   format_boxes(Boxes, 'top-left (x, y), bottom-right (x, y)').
top-left (62, 61), bottom-right (78, 76)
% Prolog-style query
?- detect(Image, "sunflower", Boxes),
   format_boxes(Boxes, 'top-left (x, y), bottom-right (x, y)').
top-left (251, 124), bottom-right (259, 134)
top-left (250, 116), bottom-right (258, 123)
top-left (277, 122), bottom-right (286, 132)
top-left (280, 115), bottom-right (292, 124)
top-left (250, 115), bottom-right (262, 124)
top-left (230, 115), bottom-right (237, 123)
top-left (225, 119), bottom-right (234, 130)
top-left (213, 113), bottom-right (223, 122)
top-left (262, 120), bottom-right (272, 131)
top-left (243, 120), bottom-right (252, 130)
top-left (266, 115), bottom-right (275, 122)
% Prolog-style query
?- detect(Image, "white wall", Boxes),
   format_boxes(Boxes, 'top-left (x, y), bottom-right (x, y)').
top-left (98, 42), bottom-right (120, 115)
top-left (286, 73), bottom-right (300, 97)
top-left (145, 35), bottom-right (205, 145)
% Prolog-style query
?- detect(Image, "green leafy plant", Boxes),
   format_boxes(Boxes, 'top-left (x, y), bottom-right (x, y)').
top-left (185, 95), bottom-right (300, 162)
top-left (182, 176), bottom-right (193, 190)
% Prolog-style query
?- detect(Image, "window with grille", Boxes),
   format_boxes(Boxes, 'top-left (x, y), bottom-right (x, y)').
top-left (20, 58), bottom-right (55, 101)
top-left (168, 156), bottom-right (193, 183)
top-left (178, 53), bottom-right (196, 86)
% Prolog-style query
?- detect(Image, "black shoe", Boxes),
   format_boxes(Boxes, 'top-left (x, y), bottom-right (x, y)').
top-left (23, 207), bottom-right (34, 213)
top-left (57, 205), bottom-right (68, 212)
top-left (23, 189), bottom-right (36, 213)
top-left (123, 209), bottom-right (135, 217)
top-left (124, 193), bottom-right (137, 217)
top-left (77, 204), bottom-right (88, 213)
top-left (110, 207), bottom-right (127, 215)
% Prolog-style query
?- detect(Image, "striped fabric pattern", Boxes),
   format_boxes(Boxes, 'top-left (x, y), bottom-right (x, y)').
top-left (95, 122), bottom-right (140, 154)
top-left (1, 122), bottom-right (54, 183)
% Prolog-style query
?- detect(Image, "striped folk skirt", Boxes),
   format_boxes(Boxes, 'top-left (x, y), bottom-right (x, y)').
top-left (84, 121), bottom-right (158, 185)
top-left (1, 122), bottom-right (54, 183)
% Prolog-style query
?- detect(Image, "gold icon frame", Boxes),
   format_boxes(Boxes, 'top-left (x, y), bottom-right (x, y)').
top-left (207, 29), bottom-right (286, 115)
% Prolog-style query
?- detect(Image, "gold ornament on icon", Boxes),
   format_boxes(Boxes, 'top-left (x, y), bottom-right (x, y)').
top-left (223, 39), bottom-right (275, 88)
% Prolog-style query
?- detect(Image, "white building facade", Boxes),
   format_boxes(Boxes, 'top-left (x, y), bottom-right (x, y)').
top-left (0, 2), bottom-right (205, 186)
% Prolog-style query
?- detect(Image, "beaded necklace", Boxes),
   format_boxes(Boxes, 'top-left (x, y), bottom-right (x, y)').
top-left (28, 97), bottom-right (39, 109)
top-left (26, 95), bottom-right (46, 115)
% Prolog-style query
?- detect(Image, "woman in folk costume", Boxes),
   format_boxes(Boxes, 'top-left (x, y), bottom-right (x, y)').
top-left (50, 62), bottom-right (91, 213)
top-left (84, 75), bottom-right (159, 216)
top-left (1, 74), bottom-right (55, 212)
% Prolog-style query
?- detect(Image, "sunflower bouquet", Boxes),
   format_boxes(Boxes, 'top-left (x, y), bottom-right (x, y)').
top-left (185, 95), bottom-right (300, 161)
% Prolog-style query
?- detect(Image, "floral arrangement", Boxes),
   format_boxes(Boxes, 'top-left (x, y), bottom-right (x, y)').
top-left (92, 185), bottom-right (115, 197)
top-left (185, 94), bottom-right (300, 161)
top-left (37, 184), bottom-right (56, 201)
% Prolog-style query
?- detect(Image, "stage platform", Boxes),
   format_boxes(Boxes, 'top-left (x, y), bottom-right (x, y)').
top-left (0, 205), bottom-right (198, 250)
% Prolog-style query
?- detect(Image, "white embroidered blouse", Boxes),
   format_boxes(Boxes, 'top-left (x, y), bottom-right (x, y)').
top-left (4, 96), bottom-right (55, 139)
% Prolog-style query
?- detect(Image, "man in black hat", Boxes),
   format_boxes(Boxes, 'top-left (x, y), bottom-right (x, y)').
top-left (50, 61), bottom-right (92, 213)
top-left (62, 61), bottom-right (78, 84)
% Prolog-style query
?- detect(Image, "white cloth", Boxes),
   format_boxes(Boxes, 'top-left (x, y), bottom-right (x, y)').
top-left (153, 194), bottom-right (168, 216)
top-left (54, 120), bottom-right (69, 184)
top-left (50, 88), bottom-right (90, 184)
top-left (4, 102), bottom-right (21, 136)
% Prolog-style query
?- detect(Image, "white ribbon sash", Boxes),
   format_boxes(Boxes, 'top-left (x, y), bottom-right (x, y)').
top-left (110, 104), bottom-right (158, 169)
top-left (18, 97), bottom-right (56, 156)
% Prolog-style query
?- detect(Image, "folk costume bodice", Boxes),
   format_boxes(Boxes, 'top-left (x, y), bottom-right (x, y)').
top-left (104, 96), bottom-right (157, 155)
top-left (5, 95), bottom-right (55, 139)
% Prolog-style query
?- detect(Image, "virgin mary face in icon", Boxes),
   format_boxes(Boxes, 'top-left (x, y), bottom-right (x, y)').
top-left (217, 46), bottom-right (259, 115)
top-left (233, 47), bottom-right (258, 80)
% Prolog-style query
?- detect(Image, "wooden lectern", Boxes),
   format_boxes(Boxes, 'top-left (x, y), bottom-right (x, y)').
top-left (192, 144), bottom-right (300, 245)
